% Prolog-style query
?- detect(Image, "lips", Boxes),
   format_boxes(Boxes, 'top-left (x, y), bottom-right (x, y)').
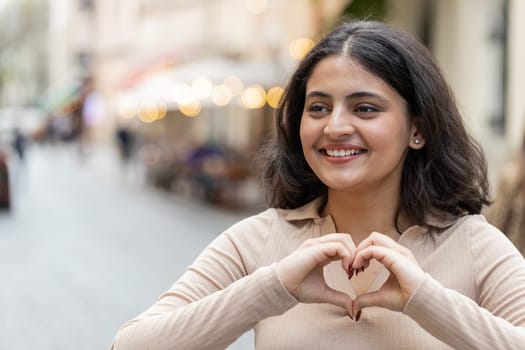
top-left (323, 149), bottom-right (368, 157)
top-left (320, 146), bottom-right (368, 157)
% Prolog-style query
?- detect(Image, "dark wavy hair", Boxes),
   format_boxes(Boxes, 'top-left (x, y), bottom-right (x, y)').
top-left (259, 20), bottom-right (491, 228)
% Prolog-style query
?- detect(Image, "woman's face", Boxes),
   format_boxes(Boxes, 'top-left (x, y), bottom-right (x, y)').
top-left (300, 55), bottom-right (423, 194)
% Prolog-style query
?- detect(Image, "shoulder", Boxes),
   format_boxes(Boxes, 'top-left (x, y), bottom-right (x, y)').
top-left (453, 214), bottom-right (512, 240)
top-left (426, 214), bottom-right (520, 270)
top-left (455, 216), bottom-right (525, 308)
top-left (226, 198), bottom-right (322, 240)
top-left (225, 207), bottom-right (295, 236)
top-left (423, 215), bottom-right (524, 298)
top-left (448, 214), bottom-right (522, 264)
top-left (222, 207), bottom-right (313, 269)
top-left (445, 215), bottom-right (511, 244)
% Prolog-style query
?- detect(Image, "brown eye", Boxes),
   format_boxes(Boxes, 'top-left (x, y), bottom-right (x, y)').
top-left (308, 103), bottom-right (329, 113)
top-left (354, 105), bottom-right (378, 113)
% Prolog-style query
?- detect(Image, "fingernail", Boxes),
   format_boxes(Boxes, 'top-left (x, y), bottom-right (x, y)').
top-left (356, 310), bottom-right (362, 322)
top-left (346, 311), bottom-right (353, 320)
top-left (347, 267), bottom-right (354, 280)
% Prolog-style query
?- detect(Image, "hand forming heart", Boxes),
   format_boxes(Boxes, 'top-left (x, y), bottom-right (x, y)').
top-left (275, 232), bottom-right (426, 320)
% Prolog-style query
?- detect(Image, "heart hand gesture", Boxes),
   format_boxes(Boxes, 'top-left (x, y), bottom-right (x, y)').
top-left (275, 232), bottom-right (426, 320)
top-left (275, 233), bottom-right (356, 314)
top-left (350, 232), bottom-right (426, 318)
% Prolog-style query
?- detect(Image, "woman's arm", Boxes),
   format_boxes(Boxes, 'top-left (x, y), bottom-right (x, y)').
top-left (110, 213), bottom-right (298, 350)
top-left (403, 217), bottom-right (525, 349)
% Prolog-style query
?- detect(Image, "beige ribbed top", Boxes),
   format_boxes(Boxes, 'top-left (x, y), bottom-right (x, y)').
top-left (111, 198), bottom-right (525, 349)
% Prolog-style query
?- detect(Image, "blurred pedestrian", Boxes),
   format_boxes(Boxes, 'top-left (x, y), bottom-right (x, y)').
top-left (12, 128), bottom-right (26, 161)
top-left (487, 131), bottom-right (525, 253)
top-left (115, 126), bottom-right (135, 163)
top-left (0, 149), bottom-right (10, 209)
top-left (111, 21), bottom-right (525, 349)
top-left (70, 76), bottom-right (94, 157)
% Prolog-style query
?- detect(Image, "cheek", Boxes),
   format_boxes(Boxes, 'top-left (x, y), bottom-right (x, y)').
top-left (299, 119), bottom-right (319, 167)
top-left (299, 117), bottom-right (311, 147)
top-left (368, 120), bottom-right (411, 145)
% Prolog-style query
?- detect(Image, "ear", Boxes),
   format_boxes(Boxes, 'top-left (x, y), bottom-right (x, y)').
top-left (409, 124), bottom-right (425, 149)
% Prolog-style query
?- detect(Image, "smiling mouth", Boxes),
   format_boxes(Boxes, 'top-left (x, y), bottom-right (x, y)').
top-left (321, 148), bottom-right (368, 157)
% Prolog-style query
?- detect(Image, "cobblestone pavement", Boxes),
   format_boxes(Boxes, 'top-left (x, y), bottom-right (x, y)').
top-left (0, 143), bottom-right (255, 350)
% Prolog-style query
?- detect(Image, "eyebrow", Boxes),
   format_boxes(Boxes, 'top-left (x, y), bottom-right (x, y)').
top-left (305, 90), bottom-right (388, 103)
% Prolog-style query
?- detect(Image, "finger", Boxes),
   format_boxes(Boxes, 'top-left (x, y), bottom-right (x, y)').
top-left (352, 245), bottom-right (401, 272)
top-left (352, 245), bottom-right (425, 300)
top-left (353, 274), bottom-right (412, 314)
top-left (302, 234), bottom-right (356, 273)
top-left (329, 236), bottom-right (356, 274)
top-left (354, 233), bottom-right (412, 273)
top-left (277, 241), bottom-right (355, 297)
top-left (352, 290), bottom-right (389, 318)
top-left (321, 287), bottom-right (354, 315)
top-left (334, 235), bottom-right (356, 276)
top-left (355, 232), bottom-right (402, 252)
top-left (308, 241), bottom-right (354, 269)
top-left (304, 233), bottom-right (356, 253)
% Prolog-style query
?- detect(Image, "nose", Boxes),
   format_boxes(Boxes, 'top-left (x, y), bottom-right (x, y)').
top-left (323, 106), bottom-right (354, 137)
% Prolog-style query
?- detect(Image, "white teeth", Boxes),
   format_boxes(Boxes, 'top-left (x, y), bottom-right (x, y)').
top-left (325, 149), bottom-right (364, 157)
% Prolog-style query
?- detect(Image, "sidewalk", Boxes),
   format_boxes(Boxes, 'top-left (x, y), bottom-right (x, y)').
top-left (0, 143), bottom-right (254, 350)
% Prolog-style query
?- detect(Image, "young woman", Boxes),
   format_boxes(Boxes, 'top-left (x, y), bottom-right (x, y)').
top-left (111, 21), bottom-right (525, 349)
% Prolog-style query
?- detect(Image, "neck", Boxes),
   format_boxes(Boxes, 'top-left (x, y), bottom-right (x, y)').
top-left (322, 187), bottom-right (409, 244)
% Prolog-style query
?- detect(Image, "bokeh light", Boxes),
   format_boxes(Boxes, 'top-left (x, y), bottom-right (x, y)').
top-left (138, 100), bottom-right (167, 123)
top-left (241, 85), bottom-right (266, 109)
top-left (211, 84), bottom-right (232, 106)
top-left (191, 76), bottom-right (213, 100)
top-left (179, 100), bottom-right (202, 117)
top-left (266, 86), bottom-right (284, 108)
top-left (172, 82), bottom-right (194, 106)
top-left (289, 38), bottom-right (315, 60)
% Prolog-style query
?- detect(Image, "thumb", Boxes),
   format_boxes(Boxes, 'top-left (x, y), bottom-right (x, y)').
top-left (352, 291), bottom-right (386, 318)
top-left (321, 287), bottom-right (353, 314)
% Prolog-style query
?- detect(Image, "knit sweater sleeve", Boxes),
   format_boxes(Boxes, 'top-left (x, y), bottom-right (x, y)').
top-left (110, 210), bottom-right (298, 350)
top-left (403, 216), bottom-right (525, 349)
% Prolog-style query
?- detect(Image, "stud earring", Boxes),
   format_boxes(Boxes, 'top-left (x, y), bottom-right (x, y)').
top-left (414, 139), bottom-right (420, 145)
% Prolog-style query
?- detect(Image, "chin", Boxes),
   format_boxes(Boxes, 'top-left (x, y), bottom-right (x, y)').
top-left (320, 178), bottom-right (358, 191)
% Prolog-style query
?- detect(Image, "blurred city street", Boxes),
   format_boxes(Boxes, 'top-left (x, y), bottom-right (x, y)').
top-left (0, 143), bottom-right (255, 350)
top-left (1, 0), bottom-right (524, 349)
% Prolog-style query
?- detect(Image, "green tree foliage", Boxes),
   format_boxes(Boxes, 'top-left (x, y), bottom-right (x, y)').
top-left (341, 0), bottom-right (387, 21)
top-left (0, 0), bottom-right (48, 105)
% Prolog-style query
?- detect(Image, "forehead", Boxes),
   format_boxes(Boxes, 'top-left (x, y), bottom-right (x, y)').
top-left (306, 55), bottom-right (394, 95)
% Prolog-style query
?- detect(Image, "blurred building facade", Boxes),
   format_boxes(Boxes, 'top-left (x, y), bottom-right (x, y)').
top-left (5, 0), bottom-right (522, 196)
top-left (0, 0), bottom-right (48, 139)
top-left (388, 0), bottom-right (525, 183)
top-left (0, 0), bottom-right (48, 107)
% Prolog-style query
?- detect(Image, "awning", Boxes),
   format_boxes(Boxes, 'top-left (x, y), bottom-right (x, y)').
top-left (118, 56), bottom-right (289, 105)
